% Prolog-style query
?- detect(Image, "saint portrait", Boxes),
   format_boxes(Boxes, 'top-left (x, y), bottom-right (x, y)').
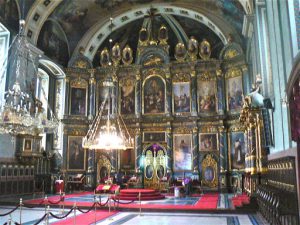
top-left (143, 76), bottom-right (165, 114)
top-left (197, 80), bottom-right (216, 113)
top-left (145, 165), bottom-right (154, 179)
top-left (156, 165), bottom-right (165, 179)
top-left (70, 87), bottom-right (86, 115)
top-left (199, 134), bottom-right (218, 151)
top-left (173, 82), bottom-right (190, 113)
top-left (121, 149), bottom-right (134, 170)
top-left (230, 132), bottom-right (245, 170)
top-left (227, 76), bottom-right (243, 111)
top-left (204, 166), bottom-right (214, 182)
top-left (98, 86), bottom-right (109, 114)
top-left (120, 81), bottom-right (135, 114)
top-left (68, 136), bottom-right (85, 170)
top-left (173, 134), bottom-right (192, 171)
top-left (24, 139), bottom-right (32, 151)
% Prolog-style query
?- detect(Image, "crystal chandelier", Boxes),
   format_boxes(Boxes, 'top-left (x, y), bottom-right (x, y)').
top-left (82, 79), bottom-right (133, 150)
top-left (0, 20), bottom-right (59, 136)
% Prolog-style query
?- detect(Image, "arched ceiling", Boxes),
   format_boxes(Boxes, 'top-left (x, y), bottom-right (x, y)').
top-left (1, 0), bottom-right (248, 67)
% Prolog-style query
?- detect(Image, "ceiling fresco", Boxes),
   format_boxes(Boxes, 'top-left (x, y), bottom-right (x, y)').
top-left (0, 0), bottom-right (245, 67)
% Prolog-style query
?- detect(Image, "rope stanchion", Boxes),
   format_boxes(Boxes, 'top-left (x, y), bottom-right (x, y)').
top-left (94, 195), bottom-right (97, 225)
top-left (138, 192), bottom-right (142, 216)
top-left (73, 202), bottom-right (76, 225)
top-left (19, 198), bottom-right (22, 225)
top-left (45, 205), bottom-right (50, 225)
top-left (61, 193), bottom-right (65, 214)
top-left (44, 196), bottom-right (48, 217)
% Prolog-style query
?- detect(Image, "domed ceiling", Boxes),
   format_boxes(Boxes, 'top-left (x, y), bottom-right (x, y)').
top-left (0, 0), bottom-right (247, 67)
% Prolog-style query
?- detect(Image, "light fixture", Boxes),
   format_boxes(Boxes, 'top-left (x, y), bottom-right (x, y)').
top-left (82, 13), bottom-right (133, 150)
top-left (0, 20), bottom-right (59, 136)
top-left (82, 78), bottom-right (133, 150)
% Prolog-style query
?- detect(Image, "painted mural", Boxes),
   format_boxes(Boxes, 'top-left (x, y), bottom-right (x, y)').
top-left (0, 0), bottom-right (19, 32)
top-left (37, 20), bottom-right (69, 66)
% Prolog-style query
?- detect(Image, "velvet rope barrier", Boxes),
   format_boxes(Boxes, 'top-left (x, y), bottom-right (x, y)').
top-left (33, 213), bottom-right (47, 225)
top-left (111, 198), bottom-right (136, 204)
top-left (47, 195), bottom-right (64, 205)
top-left (97, 198), bottom-right (110, 207)
top-left (3, 222), bottom-right (20, 225)
top-left (0, 205), bottom-right (20, 216)
top-left (49, 208), bottom-right (74, 220)
top-left (77, 202), bottom-right (96, 214)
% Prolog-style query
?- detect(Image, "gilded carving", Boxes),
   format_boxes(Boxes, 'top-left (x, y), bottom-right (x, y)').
top-left (70, 76), bottom-right (88, 88)
top-left (225, 67), bottom-right (242, 79)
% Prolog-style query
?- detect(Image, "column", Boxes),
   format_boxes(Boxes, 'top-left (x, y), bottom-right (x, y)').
top-left (218, 126), bottom-right (227, 191)
top-left (87, 149), bottom-right (95, 187)
top-left (165, 69), bottom-right (172, 116)
top-left (135, 72), bottom-right (141, 118)
top-left (216, 69), bottom-right (224, 114)
top-left (135, 127), bottom-right (142, 171)
top-left (166, 127), bottom-right (173, 176)
top-left (192, 126), bottom-right (199, 175)
top-left (191, 70), bottom-right (197, 116)
top-left (88, 70), bottom-right (96, 119)
top-left (64, 77), bottom-right (70, 115)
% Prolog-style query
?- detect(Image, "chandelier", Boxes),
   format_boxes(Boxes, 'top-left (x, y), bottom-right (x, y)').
top-left (82, 78), bottom-right (133, 150)
top-left (0, 20), bottom-right (59, 136)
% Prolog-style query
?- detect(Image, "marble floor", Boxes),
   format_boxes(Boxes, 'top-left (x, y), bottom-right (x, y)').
top-left (0, 206), bottom-right (270, 225)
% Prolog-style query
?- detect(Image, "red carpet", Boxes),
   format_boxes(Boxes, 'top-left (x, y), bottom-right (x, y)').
top-left (231, 193), bottom-right (250, 208)
top-left (25, 192), bottom-right (219, 211)
top-left (115, 189), bottom-right (165, 201)
top-left (51, 210), bottom-right (118, 225)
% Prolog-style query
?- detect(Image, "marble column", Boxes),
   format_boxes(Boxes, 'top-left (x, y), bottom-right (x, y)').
top-left (216, 69), bottom-right (224, 114)
top-left (218, 126), bottom-right (227, 191)
top-left (165, 70), bottom-right (172, 116)
top-left (88, 70), bottom-right (96, 119)
top-left (192, 127), bottom-right (199, 175)
top-left (191, 71), bottom-right (198, 116)
top-left (135, 72), bottom-right (141, 118)
top-left (166, 127), bottom-right (173, 176)
top-left (135, 128), bottom-right (142, 171)
top-left (87, 149), bottom-right (96, 187)
top-left (64, 77), bottom-right (70, 115)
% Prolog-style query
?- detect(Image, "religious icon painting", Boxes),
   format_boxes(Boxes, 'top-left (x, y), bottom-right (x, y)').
top-left (173, 134), bottom-right (192, 171)
top-left (199, 133), bottom-right (218, 151)
top-left (120, 79), bottom-right (135, 115)
top-left (173, 82), bottom-right (191, 113)
top-left (98, 85), bottom-right (109, 114)
top-left (227, 76), bottom-right (243, 111)
top-left (143, 132), bottom-right (166, 142)
top-left (70, 87), bottom-right (87, 116)
top-left (120, 149), bottom-right (135, 170)
top-left (23, 138), bottom-right (32, 151)
top-left (143, 76), bottom-right (165, 114)
top-left (68, 136), bottom-right (85, 171)
top-left (197, 80), bottom-right (216, 113)
top-left (230, 132), bottom-right (245, 170)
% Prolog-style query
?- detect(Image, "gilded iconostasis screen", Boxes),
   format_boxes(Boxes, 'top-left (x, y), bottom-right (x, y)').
top-left (173, 134), bottom-right (192, 171)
